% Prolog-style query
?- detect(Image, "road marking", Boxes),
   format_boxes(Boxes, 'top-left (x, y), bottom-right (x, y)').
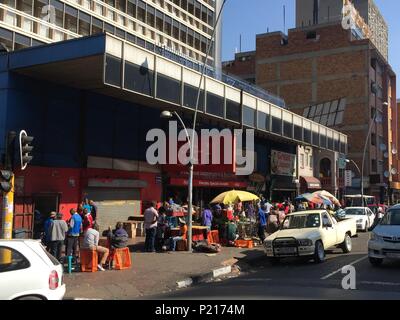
top-left (320, 255), bottom-right (368, 280)
top-left (360, 281), bottom-right (400, 286)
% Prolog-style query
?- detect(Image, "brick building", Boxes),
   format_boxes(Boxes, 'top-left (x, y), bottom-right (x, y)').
top-left (223, 22), bottom-right (398, 203)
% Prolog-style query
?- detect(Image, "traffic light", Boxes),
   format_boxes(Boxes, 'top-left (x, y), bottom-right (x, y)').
top-left (19, 130), bottom-right (34, 170)
top-left (0, 170), bottom-right (13, 192)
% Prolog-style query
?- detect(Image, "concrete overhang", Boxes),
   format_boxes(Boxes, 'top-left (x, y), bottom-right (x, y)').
top-left (1, 33), bottom-right (347, 154)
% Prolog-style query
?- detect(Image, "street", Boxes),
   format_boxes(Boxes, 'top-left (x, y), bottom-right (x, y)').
top-left (151, 232), bottom-right (400, 300)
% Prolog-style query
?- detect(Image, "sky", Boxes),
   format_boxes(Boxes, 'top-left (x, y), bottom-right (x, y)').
top-left (221, 0), bottom-right (400, 95)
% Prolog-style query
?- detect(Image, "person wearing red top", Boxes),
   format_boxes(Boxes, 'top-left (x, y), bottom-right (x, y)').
top-left (82, 208), bottom-right (94, 232)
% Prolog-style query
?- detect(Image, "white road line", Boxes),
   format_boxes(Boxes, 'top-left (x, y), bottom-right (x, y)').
top-left (361, 281), bottom-right (400, 286)
top-left (320, 255), bottom-right (368, 280)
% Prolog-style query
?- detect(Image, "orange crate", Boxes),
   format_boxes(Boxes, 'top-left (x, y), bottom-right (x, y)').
top-left (210, 230), bottom-right (219, 244)
top-left (113, 247), bottom-right (132, 270)
top-left (234, 239), bottom-right (253, 249)
top-left (80, 249), bottom-right (98, 272)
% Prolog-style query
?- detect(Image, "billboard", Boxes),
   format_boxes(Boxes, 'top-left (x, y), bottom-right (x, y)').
top-left (271, 150), bottom-right (296, 177)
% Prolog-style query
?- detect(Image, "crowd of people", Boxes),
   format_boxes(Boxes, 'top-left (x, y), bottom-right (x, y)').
top-left (33, 198), bottom-right (128, 271)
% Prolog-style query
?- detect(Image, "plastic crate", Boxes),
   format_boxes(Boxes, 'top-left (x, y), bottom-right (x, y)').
top-left (113, 247), bottom-right (132, 270)
top-left (80, 249), bottom-right (98, 272)
top-left (234, 239), bottom-right (253, 249)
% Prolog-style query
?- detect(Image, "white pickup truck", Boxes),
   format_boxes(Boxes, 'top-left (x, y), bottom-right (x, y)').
top-left (263, 210), bottom-right (357, 263)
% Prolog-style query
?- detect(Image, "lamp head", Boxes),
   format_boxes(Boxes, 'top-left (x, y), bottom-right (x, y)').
top-left (160, 110), bottom-right (173, 119)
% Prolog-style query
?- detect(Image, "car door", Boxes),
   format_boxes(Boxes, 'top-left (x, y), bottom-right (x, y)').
top-left (366, 208), bottom-right (375, 227)
top-left (320, 212), bottom-right (337, 249)
top-left (0, 245), bottom-right (32, 299)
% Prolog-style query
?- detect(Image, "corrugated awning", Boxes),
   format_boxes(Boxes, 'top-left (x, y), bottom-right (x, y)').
top-left (301, 176), bottom-right (322, 190)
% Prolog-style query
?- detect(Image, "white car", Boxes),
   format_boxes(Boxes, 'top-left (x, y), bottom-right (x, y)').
top-left (343, 207), bottom-right (375, 232)
top-left (0, 239), bottom-right (66, 300)
top-left (368, 205), bottom-right (400, 266)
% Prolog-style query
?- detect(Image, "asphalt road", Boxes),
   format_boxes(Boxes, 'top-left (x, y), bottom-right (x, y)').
top-left (153, 232), bottom-right (400, 300)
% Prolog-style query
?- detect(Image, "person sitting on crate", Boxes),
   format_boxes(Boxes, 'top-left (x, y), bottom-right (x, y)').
top-left (107, 223), bottom-right (129, 249)
top-left (82, 224), bottom-right (109, 271)
top-left (168, 218), bottom-right (188, 251)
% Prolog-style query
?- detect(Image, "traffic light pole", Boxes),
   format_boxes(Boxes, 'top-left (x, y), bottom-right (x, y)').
top-left (1, 174), bottom-right (14, 240)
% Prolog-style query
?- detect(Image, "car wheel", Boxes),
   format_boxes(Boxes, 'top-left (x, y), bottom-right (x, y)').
top-left (314, 241), bottom-right (325, 263)
top-left (369, 257), bottom-right (383, 267)
top-left (341, 233), bottom-right (352, 253)
top-left (16, 295), bottom-right (45, 300)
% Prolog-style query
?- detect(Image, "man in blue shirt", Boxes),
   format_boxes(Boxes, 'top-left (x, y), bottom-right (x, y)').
top-left (43, 212), bottom-right (56, 250)
top-left (66, 208), bottom-right (83, 261)
top-left (202, 206), bottom-right (213, 233)
top-left (257, 204), bottom-right (268, 244)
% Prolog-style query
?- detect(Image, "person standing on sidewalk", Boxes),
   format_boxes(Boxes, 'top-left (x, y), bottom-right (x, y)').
top-left (257, 204), bottom-right (268, 244)
top-left (144, 201), bottom-right (159, 252)
top-left (82, 224), bottom-right (109, 271)
top-left (89, 200), bottom-right (98, 221)
top-left (49, 213), bottom-right (68, 261)
top-left (43, 212), bottom-right (56, 250)
top-left (66, 208), bottom-right (83, 261)
top-left (201, 205), bottom-right (213, 234)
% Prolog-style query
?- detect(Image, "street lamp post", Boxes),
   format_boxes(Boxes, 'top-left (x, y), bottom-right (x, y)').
top-left (161, 0), bottom-right (228, 252)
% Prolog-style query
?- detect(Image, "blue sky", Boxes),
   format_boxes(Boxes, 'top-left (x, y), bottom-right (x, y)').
top-left (222, 0), bottom-right (400, 94)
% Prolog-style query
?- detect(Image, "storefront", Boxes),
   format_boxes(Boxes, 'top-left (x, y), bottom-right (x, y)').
top-left (269, 150), bottom-right (297, 201)
top-left (300, 176), bottom-right (322, 194)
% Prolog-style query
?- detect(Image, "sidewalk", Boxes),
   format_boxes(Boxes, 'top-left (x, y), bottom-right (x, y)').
top-left (63, 237), bottom-right (265, 300)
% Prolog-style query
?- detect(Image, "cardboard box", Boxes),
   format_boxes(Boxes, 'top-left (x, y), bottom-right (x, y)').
top-left (136, 228), bottom-right (145, 237)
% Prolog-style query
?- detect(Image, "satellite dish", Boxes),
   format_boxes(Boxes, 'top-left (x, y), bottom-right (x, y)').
top-left (391, 168), bottom-right (398, 175)
top-left (384, 152), bottom-right (389, 159)
top-left (379, 144), bottom-right (387, 152)
top-left (384, 171), bottom-right (390, 178)
top-left (392, 148), bottom-right (398, 155)
top-left (375, 113), bottom-right (383, 123)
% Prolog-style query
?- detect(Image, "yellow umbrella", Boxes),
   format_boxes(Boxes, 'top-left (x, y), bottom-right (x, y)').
top-left (210, 190), bottom-right (259, 204)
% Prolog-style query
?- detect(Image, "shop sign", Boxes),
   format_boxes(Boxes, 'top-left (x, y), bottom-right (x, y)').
top-left (170, 178), bottom-right (247, 188)
top-left (271, 150), bottom-right (296, 177)
top-left (249, 173), bottom-right (266, 183)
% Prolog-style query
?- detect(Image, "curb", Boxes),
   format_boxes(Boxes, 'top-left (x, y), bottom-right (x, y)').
top-left (176, 265), bottom-right (232, 289)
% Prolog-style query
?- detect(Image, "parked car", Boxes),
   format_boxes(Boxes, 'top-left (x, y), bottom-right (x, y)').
top-left (343, 207), bottom-right (375, 232)
top-left (263, 210), bottom-right (357, 264)
top-left (0, 239), bottom-right (66, 300)
top-left (368, 204), bottom-right (400, 266)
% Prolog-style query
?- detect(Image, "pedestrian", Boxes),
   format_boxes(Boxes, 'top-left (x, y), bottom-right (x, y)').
top-left (49, 212), bottom-right (68, 261)
top-left (89, 200), bottom-right (98, 221)
top-left (43, 212), bottom-right (56, 250)
top-left (144, 201), bottom-right (159, 252)
top-left (257, 204), bottom-right (268, 244)
top-left (82, 208), bottom-right (94, 232)
top-left (66, 208), bottom-right (83, 262)
top-left (82, 223), bottom-right (109, 271)
top-left (201, 205), bottom-right (213, 234)
top-left (83, 198), bottom-right (91, 213)
top-left (77, 204), bottom-right (84, 220)
top-left (33, 210), bottom-right (43, 240)
top-left (168, 218), bottom-right (188, 251)
top-left (156, 209), bottom-right (169, 251)
top-left (107, 222), bottom-right (128, 249)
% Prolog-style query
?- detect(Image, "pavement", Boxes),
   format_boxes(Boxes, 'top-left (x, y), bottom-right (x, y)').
top-left (63, 237), bottom-right (265, 300)
top-left (151, 232), bottom-right (400, 300)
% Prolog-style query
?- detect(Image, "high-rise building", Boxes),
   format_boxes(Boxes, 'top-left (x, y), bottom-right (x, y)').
top-left (296, 0), bottom-right (388, 61)
top-left (0, 0), bottom-right (222, 68)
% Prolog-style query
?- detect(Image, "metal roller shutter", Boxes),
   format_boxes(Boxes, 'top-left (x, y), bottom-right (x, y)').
top-left (84, 188), bottom-right (141, 232)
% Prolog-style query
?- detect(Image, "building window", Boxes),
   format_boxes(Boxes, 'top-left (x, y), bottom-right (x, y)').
top-left (271, 116), bottom-right (282, 135)
top-left (0, 27), bottom-right (13, 51)
top-left (371, 133), bottom-right (376, 146)
top-left (124, 60), bottom-right (154, 95)
top-left (226, 99), bottom-right (240, 123)
top-left (371, 159), bottom-right (377, 172)
top-left (92, 16), bottom-right (103, 34)
top-left (206, 92), bottom-right (224, 118)
top-left (156, 74), bottom-right (181, 104)
top-left (164, 15), bottom-right (172, 36)
top-left (303, 98), bottom-right (346, 126)
top-left (78, 11), bottom-right (91, 36)
top-left (243, 106), bottom-right (255, 127)
top-left (183, 83), bottom-right (204, 111)
top-left (306, 31), bottom-right (317, 39)
top-left (147, 5), bottom-right (155, 27)
top-left (105, 54), bottom-right (121, 86)
top-left (257, 111), bottom-right (269, 131)
top-left (172, 20), bottom-right (179, 40)
top-left (127, 0), bottom-right (136, 19)
top-left (155, 10), bottom-right (163, 32)
top-left (64, 5), bottom-right (78, 33)
top-left (137, 0), bottom-right (146, 23)
top-left (294, 125), bottom-right (303, 141)
top-left (283, 121), bottom-right (292, 138)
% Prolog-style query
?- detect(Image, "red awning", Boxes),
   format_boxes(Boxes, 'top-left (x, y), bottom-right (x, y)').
top-left (300, 176), bottom-right (322, 190)
top-left (170, 178), bottom-right (247, 188)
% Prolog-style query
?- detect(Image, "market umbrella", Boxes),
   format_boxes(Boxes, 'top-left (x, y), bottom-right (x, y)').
top-left (313, 190), bottom-right (341, 206)
top-left (296, 193), bottom-right (323, 204)
top-left (210, 190), bottom-right (259, 204)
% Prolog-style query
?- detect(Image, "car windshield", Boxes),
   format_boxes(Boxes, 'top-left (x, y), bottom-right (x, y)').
top-left (281, 214), bottom-right (321, 230)
top-left (380, 209), bottom-right (400, 226)
top-left (345, 209), bottom-right (365, 216)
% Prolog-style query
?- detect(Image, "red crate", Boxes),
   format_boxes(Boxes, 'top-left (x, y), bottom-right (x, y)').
top-left (80, 249), bottom-right (98, 272)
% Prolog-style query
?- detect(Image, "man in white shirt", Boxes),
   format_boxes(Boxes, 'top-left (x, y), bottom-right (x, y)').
top-left (82, 224), bottom-right (109, 271)
top-left (144, 201), bottom-right (159, 252)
